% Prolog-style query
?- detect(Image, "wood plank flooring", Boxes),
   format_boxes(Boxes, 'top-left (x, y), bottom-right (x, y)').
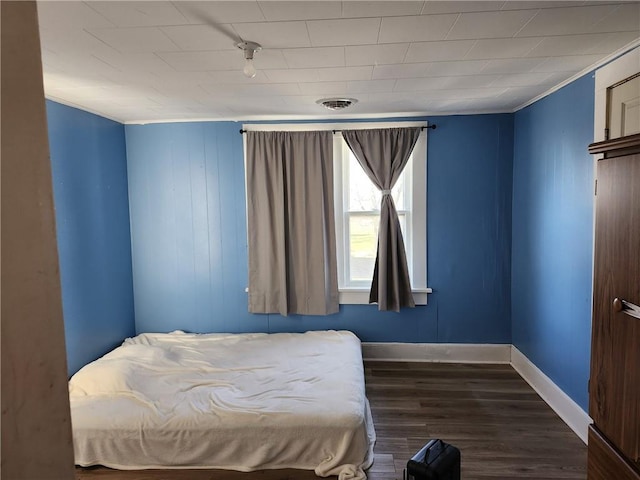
top-left (365, 361), bottom-right (586, 480)
top-left (76, 361), bottom-right (587, 480)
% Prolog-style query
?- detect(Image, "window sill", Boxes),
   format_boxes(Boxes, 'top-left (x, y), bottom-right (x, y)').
top-left (339, 288), bottom-right (432, 306)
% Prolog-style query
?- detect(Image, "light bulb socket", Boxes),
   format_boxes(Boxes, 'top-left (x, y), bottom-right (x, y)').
top-left (236, 41), bottom-right (262, 60)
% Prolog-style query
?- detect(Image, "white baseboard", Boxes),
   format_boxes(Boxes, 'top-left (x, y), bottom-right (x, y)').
top-left (361, 342), bottom-right (591, 444)
top-left (510, 346), bottom-right (591, 444)
top-left (361, 342), bottom-right (511, 363)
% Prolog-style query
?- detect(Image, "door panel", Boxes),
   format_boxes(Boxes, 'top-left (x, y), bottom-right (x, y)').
top-left (590, 152), bottom-right (640, 466)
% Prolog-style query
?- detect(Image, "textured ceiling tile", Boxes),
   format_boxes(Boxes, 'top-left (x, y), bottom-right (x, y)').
top-left (342, 1), bottom-right (424, 18)
top-left (307, 18), bottom-right (381, 47)
top-left (258, 1), bottom-right (342, 21)
top-left (357, 92), bottom-right (418, 103)
top-left (39, 27), bottom-right (120, 57)
top-left (281, 95), bottom-right (323, 105)
top-left (140, 82), bottom-right (200, 98)
top-left (233, 21), bottom-right (311, 48)
top-left (205, 70), bottom-right (273, 85)
top-left (591, 3), bottom-right (640, 34)
top-left (407, 87), bottom-right (508, 99)
top-left (346, 79), bottom-right (396, 93)
top-left (46, 85), bottom-right (112, 101)
top-left (41, 67), bottom-right (111, 87)
top-left (315, 66), bottom-right (373, 81)
top-left (446, 9), bottom-right (539, 40)
top-left (531, 54), bottom-right (608, 72)
top-left (500, 1), bottom-right (589, 10)
top-left (372, 63), bottom-right (429, 79)
top-left (379, 14), bottom-right (459, 43)
top-left (480, 57), bottom-right (547, 74)
top-left (422, 1), bottom-right (505, 15)
top-left (526, 33), bottom-right (608, 57)
top-left (587, 31), bottom-right (640, 54)
top-left (448, 87), bottom-right (509, 99)
top-left (164, 48), bottom-right (291, 73)
top-left (437, 96), bottom-right (517, 113)
top-left (297, 81), bottom-right (348, 95)
top-left (264, 68), bottom-right (320, 83)
top-left (210, 95), bottom-right (287, 110)
top-left (516, 4), bottom-right (620, 37)
top-left (173, 1), bottom-right (266, 24)
top-left (536, 70), bottom-right (578, 86)
top-left (345, 44), bottom-right (410, 66)
top-left (200, 82), bottom-right (301, 96)
top-left (405, 40), bottom-right (476, 63)
top-left (144, 94), bottom-right (208, 108)
top-left (158, 50), bottom-right (242, 71)
top-left (92, 50), bottom-right (174, 74)
top-left (395, 77), bottom-right (458, 91)
top-left (464, 38), bottom-right (543, 60)
top-left (87, 1), bottom-right (189, 27)
top-left (227, 105), bottom-right (288, 117)
top-left (489, 72), bottom-right (556, 87)
top-left (253, 49), bottom-right (290, 70)
top-left (422, 60), bottom-right (489, 76)
top-left (37, 2), bottom-right (114, 28)
top-left (36, 0), bottom-right (640, 120)
top-left (149, 71), bottom-right (236, 87)
top-left (88, 27), bottom-right (180, 53)
top-left (498, 85), bottom-right (543, 101)
top-left (282, 47), bottom-right (345, 68)
top-left (160, 25), bottom-right (237, 51)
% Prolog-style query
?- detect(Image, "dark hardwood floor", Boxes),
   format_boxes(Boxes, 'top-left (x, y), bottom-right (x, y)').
top-left (76, 361), bottom-right (587, 480)
top-left (365, 361), bottom-right (586, 480)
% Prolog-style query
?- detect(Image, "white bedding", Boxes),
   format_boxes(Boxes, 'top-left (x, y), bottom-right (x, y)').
top-left (69, 330), bottom-right (375, 479)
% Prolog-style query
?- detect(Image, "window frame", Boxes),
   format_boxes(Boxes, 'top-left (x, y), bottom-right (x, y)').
top-left (333, 121), bottom-right (429, 305)
top-left (337, 137), bottom-right (412, 288)
top-left (242, 121), bottom-right (431, 306)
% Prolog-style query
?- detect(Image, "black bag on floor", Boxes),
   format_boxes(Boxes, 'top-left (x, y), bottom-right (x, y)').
top-left (405, 439), bottom-right (461, 480)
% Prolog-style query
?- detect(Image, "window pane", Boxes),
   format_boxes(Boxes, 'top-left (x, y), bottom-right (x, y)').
top-left (392, 177), bottom-right (405, 210)
top-left (398, 213), bottom-right (407, 240)
top-left (349, 214), bottom-right (378, 282)
top-left (348, 214), bottom-right (408, 283)
top-left (347, 150), bottom-right (407, 211)
top-left (348, 154), bottom-right (379, 211)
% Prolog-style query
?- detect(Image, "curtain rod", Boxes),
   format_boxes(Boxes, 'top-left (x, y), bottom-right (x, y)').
top-left (238, 124), bottom-right (436, 134)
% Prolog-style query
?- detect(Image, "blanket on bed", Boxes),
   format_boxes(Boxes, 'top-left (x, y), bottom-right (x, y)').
top-left (69, 330), bottom-right (375, 479)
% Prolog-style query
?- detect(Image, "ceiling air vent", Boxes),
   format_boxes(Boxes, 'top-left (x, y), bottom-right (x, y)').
top-left (317, 98), bottom-right (358, 111)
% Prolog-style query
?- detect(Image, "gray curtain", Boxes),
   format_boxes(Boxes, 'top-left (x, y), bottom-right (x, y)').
top-left (342, 127), bottom-right (421, 312)
top-left (245, 131), bottom-right (339, 316)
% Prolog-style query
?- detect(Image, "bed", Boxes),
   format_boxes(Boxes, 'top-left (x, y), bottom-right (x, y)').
top-left (69, 330), bottom-right (376, 480)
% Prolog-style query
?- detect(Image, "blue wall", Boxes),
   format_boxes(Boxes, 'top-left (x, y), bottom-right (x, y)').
top-left (48, 80), bottom-right (596, 411)
top-left (512, 74), bottom-right (595, 410)
top-left (47, 101), bottom-right (135, 375)
top-left (125, 114), bottom-right (513, 343)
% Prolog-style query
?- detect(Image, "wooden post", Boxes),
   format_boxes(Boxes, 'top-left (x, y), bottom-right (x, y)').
top-left (1, 2), bottom-right (75, 478)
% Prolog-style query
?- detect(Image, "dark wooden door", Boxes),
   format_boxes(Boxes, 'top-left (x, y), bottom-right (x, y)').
top-left (590, 152), bottom-right (640, 467)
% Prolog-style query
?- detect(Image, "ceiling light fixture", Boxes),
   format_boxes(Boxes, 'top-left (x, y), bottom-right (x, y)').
top-left (236, 41), bottom-right (261, 79)
top-left (316, 98), bottom-right (358, 111)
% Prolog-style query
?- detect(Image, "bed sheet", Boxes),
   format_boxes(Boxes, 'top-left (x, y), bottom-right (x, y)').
top-left (70, 330), bottom-right (375, 480)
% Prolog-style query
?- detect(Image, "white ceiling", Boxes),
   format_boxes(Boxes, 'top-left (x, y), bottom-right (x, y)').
top-left (38, 1), bottom-right (640, 123)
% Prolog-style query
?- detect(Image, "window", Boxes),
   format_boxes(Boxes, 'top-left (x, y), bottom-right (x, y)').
top-left (339, 141), bottom-right (409, 286)
top-left (332, 122), bottom-right (429, 305)
top-left (242, 121), bottom-right (430, 306)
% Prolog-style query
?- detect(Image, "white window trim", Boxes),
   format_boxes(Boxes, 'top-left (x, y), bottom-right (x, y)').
top-left (242, 121), bottom-right (432, 305)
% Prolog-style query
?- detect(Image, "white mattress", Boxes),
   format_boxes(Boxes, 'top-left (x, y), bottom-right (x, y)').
top-left (69, 330), bottom-right (376, 479)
